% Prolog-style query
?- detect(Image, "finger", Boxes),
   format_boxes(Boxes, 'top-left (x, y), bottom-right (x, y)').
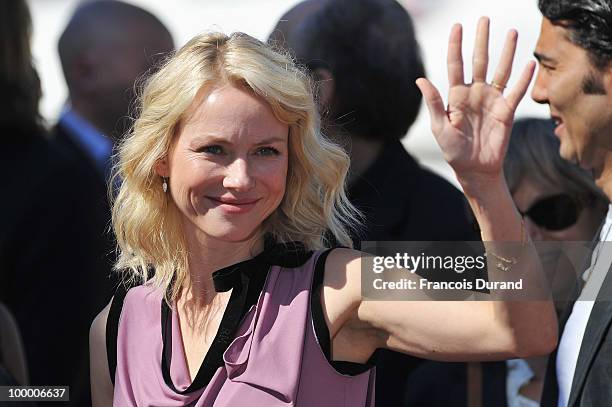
top-left (416, 78), bottom-right (448, 135)
top-left (447, 24), bottom-right (464, 87)
top-left (492, 29), bottom-right (518, 89)
top-left (506, 61), bottom-right (536, 111)
top-left (472, 16), bottom-right (490, 83)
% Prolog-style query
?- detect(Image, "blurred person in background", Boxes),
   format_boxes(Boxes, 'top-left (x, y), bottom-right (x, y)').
top-left (505, 118), bottom-right (607, 310)
top-left (269, 0), bottom-right (474, 241)
top-left (269, 1), bottom-right (506, 405)
top-left (53, 3), bottom-right (174, 308)
top-left (55, 0), bottom-right (174, 181)
top-left (0, 0), bottom-right (116, 404)
top-left (503, 117), bottom-right (608, 407)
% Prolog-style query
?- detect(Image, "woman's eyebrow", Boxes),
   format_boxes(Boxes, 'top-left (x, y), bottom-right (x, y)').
top-left (253, 136), bottom-right (287, 145)
top-left (189, 135), bottom-right (287, 146)
top-left (190, 134), bottom-right (230, 143)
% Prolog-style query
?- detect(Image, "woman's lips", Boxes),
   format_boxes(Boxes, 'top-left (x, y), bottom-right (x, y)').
top-left (206, 197), bottom-right (260, 213)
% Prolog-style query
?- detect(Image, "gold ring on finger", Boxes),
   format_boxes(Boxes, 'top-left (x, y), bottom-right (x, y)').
top-left (491, 81), bottom-right (506, 92)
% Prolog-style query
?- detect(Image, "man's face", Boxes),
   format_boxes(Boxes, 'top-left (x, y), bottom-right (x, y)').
top-left (532, 18), bottom-right (612, 175)
top-left (89, 24), bottom-right (174, 138)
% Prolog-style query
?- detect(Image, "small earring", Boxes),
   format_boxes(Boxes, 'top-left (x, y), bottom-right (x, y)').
top-left (162, 177), bottom-right (168, 193)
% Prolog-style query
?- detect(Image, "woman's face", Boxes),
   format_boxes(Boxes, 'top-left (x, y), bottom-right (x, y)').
top-left (157, 83), bottom-right (289, 244)
top-left (512, 177), bottom-right (606, 313)
top-left (512, 177), bottom-right (603, 242)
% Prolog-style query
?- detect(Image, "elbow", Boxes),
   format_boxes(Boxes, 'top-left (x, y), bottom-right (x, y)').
top-left (513, 327), bottom-right (558, 359)
top-left (496, 302), bottom-right (559, 358)
top-left (503, 316), bottom-right (558, 358)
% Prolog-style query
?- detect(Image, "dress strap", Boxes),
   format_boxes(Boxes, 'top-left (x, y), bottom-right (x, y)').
top-left (310, 248), bottom-right (374, 375)
top-left (106, 281), bottom-right (135, 385)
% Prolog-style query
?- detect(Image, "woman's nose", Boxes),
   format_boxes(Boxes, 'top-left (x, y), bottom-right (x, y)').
top-left (524, 216), bottom-right (544, 241)
top-left (223, 158), bottom-right (255, 191)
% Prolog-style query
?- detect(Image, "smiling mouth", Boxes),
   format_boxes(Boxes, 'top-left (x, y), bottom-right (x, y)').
top-left (551, 116), bottom-right (568, 142)
top-left (207, 197), bottom-right (260, 205)
top-left (206, 197), bottom-right (261, 213)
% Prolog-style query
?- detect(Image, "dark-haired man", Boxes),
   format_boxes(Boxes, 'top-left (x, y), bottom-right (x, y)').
top-left (56, 0), bottom-right (174, 180)
top-left (49, 2), bottom-right (173, 404)
top-left (269, 1), bottom-right (507, 406)
top-left (533, 1), bottom-right (612, 406)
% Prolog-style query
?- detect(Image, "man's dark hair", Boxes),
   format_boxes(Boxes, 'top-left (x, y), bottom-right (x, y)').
top-left (295, 0), bottom-right (425, 142)
top-left (58, 0), bottom-right (171, 92)
top-left (539, 0), bottom-right (612, 70)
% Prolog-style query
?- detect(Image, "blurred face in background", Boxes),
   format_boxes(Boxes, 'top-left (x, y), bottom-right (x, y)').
top-left (512, 177), bottom-right (606, 308)
top-left (90, 24), bottom-right (174, 137)
top-left (512, 177), bottom-right (604, 242)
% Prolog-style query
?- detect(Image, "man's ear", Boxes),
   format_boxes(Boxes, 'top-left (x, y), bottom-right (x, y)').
top-left (604, 62), bottom-right (612, 94)
top-left (312, 68), bottom-right (335, 110)
top-left (154, 157), bottom-right (169, 178)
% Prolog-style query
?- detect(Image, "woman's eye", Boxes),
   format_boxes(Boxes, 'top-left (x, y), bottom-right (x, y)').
top-left (255, 147), bottom-right (280, 156)
top-left (199, 145), bottom-right (224, 155)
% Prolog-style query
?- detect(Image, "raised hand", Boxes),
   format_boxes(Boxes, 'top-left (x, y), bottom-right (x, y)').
top-left (416, 17), bottom-right (535, 187)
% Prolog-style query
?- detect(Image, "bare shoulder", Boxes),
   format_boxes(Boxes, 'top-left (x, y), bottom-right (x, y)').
top-left (319, 248), bottom-right (365, 337)
top-left (323, 247), bottom-right (362, 286)
top-left (90, 301), bottom-right (111, 339)
top-left (90, 300), bottom-right (113, 407)
top-left (320, 248), bottom-right (384, 361)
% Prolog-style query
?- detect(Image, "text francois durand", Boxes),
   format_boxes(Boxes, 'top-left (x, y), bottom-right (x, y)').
top-left (370, 253), bottom-right (523, 291)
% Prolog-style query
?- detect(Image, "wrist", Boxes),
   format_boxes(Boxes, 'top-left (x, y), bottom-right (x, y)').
top-left (457, 172), bottom-right (507, 199)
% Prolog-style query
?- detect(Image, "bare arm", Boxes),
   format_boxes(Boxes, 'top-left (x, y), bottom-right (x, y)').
top-left (323, 248), bottom-right (556, 362)
top-left (323, 18), bottom-right (557, 363)
top-left (90, 301), bottom-right (113, 407)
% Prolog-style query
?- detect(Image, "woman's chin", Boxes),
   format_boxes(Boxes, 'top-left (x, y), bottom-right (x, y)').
top-left (197, 223), bottom-right (262, 243)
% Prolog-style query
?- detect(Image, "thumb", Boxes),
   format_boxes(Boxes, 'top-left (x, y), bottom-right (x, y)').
top-left (416, 78), bottom-right (447, 136)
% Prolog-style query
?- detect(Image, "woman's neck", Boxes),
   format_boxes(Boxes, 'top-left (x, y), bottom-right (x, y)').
top-left (181, 229), bottom-right (265, 307)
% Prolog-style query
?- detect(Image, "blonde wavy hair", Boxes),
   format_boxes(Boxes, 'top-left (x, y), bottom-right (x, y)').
top-left (112, 32), bottom-right (361, 299)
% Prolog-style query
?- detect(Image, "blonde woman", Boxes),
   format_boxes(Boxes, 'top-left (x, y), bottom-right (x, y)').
top-left (90, 18), bottom-right (557, 406)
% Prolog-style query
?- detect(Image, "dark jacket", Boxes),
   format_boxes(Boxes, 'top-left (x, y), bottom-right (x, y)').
top-left (541, 266), bottom-right (612, 407)
top-left (348, 141), bottom-right (476, 243)
top-left (0, 123), bottom-right (115, 406)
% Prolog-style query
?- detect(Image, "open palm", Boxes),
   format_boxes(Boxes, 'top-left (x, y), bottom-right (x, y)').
top-left (417, 18), bottom-right (535, 182)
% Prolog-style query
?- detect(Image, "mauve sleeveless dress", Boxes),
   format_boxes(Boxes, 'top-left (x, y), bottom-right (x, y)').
top-left (108, 245), bottom-right (376, 406)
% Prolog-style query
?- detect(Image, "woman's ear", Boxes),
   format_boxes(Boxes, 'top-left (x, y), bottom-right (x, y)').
top-left (154, 157), bottom-right (169, 178)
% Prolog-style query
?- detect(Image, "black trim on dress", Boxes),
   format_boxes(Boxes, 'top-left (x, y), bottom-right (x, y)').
top-left (106, 240), bottom-right (314, 393)
top-left (310, 249), bottom-right (373, 376)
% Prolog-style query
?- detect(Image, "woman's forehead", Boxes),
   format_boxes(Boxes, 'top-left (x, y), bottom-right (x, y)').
top-left (514, 177), bottom-right (562, 199)
top-left (179, 84), bottom-right (288, 143)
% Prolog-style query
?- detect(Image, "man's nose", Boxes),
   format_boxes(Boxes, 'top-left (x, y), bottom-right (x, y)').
top-left (530, 68), bottom-right (548, 104)
top-left (223, 158), bottom-right (255, 191)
